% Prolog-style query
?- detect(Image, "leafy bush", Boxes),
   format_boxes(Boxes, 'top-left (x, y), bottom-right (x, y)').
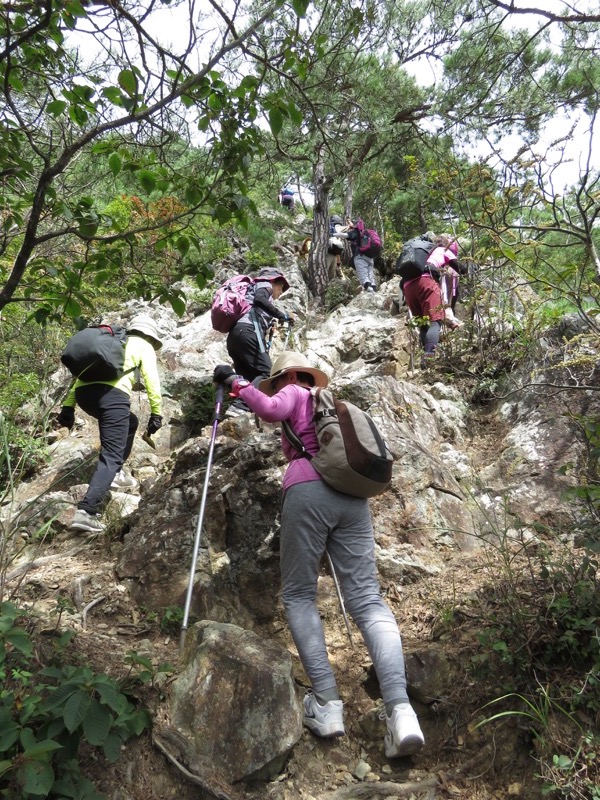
top-left (0, 602), bottom-right (150, 799)
top-left (0, 417), bottom-right (49, 486)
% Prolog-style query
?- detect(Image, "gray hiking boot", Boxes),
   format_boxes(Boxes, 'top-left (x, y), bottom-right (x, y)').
top-left (70, 509), bottom-right (105, 533)
top-left (110, 469), bottom-right (138, 490)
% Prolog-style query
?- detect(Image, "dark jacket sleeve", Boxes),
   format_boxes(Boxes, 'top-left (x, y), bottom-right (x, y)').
top-left (253, 286), bottom-right (288, 321)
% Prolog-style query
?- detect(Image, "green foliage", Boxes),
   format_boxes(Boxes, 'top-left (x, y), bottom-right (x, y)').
top-left (182, 382), bottom-right (220, 432)
top-left (0, 417), bottom-right (49, 486)
top-left (122, 651), bottom-right (174, 690)
top-left (234, 216), bottom-right (278, 269)
top-left (159, 606), bottom-right (184, 634)
top-left (0, 602), bottom-right (151, 799)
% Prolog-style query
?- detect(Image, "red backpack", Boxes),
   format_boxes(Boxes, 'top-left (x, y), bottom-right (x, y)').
top-left (355, 219), bottom-right (382, 258)
top-left (210, 275), bottom-right (256, 333)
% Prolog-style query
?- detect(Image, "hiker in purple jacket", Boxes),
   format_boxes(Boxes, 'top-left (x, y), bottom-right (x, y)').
top-left (225, 268), bottom-right (293, 418)
top-left (213, 352), bottom-right (424, 758)
top-left (337, 218), bottom-right (377, 293)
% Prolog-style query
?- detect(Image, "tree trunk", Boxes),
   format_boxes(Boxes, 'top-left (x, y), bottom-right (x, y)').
top-left (308, 151), bottom-right (333, 297)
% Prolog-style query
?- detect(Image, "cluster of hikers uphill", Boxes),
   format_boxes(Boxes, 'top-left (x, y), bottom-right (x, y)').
top-left (53, 221), bottom-right (466, 765)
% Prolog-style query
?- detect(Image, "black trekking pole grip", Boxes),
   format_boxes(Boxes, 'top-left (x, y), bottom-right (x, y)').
top-left (180, 384), bottom-right (225, 655)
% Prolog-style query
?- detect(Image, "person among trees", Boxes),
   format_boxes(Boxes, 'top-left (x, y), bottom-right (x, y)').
top-left (212, 352), bottom-right (425, 757)
top-left (278, 186), bottom-right (295, 212)
top-left (56, 315), bottom-right (164, 533)
top-left (430, 235), bottom-right (467, 331)
top-left (337, 218), bottom-right (377, 293)
top-left (326, 214), bottom-right (346, 282)
top-left (402, 235), bottom-right (461, 362)
top-left (224, 268), bottom-right (295, 418)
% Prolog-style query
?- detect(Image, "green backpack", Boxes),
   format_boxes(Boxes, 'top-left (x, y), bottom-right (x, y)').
top-left (282, 388), bottom-right (393, 498)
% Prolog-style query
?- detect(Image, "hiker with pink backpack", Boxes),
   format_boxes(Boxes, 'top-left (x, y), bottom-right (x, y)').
top-left (211, 267), bottom-right (294, 418)
top-left (337, 218), bottom-right (382, 293)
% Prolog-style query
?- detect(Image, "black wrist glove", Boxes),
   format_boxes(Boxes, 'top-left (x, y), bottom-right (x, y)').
top-left (147, 414), bottom-right (163, 435)
top-left (213, 365), bottom-right (237, 386)
top-left (284, 314), bottom-right (295, 326)
top-left (57, 406), bottom-right (75, 430)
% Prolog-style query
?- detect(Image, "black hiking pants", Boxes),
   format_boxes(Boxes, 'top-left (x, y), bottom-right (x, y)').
top-left (75, 384), bottom-right (138, 514)
top-left (226, 321), bottom-right (272, 411)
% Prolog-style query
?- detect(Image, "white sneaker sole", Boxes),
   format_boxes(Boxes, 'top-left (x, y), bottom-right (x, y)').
top-left (70, 522), bottom-right (104, 533)
top-left (304, 717), bottom-right (345, 738)
top-left (385, 733), bottom-right (424, 758)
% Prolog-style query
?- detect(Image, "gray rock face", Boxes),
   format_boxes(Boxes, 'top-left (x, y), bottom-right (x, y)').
top-left (169, 621), bottom-right (301, 782)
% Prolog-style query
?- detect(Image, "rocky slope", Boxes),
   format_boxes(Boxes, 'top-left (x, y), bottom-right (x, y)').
top-left (3, 229), bottom-right (598, 800)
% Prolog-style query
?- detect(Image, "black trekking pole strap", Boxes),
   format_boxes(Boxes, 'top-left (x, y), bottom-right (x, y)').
top-left (180, 383), bottom-right (225, 655)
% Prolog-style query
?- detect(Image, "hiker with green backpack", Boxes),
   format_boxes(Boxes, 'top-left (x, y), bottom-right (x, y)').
top-left (212, 352), bottom-right (424, 758)
top-left (56, 315), bottom-right (163, 533)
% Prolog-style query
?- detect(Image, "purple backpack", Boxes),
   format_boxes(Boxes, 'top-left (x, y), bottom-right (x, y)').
top-left (210, 274), bottom-right (256, 333)
top-left (355, 219), bottom-right (382, 258)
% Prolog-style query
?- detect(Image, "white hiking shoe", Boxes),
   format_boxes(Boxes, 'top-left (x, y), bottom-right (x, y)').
top-left (110, 469), bottom-right (138, 490)
top-left (382, 703), bottom-right (424, 758)
top-left (303, 693), bottom-right (345, 738)
top-left (70, 509), bottom-right (105, 533)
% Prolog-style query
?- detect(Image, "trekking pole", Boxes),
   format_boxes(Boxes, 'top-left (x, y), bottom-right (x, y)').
top-left (326, 550), bottom-right (355, 649)
top-left (180, 384), bottom-right (224, 655)
top-left (282, 321), bottom-right (292, 350)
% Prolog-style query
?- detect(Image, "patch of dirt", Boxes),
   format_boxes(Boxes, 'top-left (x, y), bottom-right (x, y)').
top-left (6, 524), bottom-right (546, 800)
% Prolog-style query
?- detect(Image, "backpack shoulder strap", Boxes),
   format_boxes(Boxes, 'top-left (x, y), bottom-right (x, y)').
top-left (281, 420), bottom-right (313, 461)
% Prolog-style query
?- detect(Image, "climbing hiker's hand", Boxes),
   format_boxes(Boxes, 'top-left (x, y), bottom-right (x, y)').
top-left (56, 406), bottom-right (75, 430)
top-left (284, 314), bottom-right (295, 326)
top-left (213, 365), bottom-right (237, 386)
top-left (147, 414), bottom-right (163, 435)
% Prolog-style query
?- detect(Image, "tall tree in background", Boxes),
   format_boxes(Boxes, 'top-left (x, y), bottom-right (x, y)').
top-left (252, 0), bottom-right (429, 295)
top-left (0, 0), bottom-right (309, 319)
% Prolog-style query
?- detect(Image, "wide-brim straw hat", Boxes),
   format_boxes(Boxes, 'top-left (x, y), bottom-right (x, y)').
top-left (128, 314), bottom-right (163, 350)
top-left (258, 351), bottom-right (328, 396)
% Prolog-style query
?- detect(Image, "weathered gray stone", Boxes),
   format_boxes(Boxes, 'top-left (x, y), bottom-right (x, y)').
top-left (170, 621), bottom-right (302, 782)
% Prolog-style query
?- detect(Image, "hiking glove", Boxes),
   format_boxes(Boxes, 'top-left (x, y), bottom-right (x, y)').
top-left (284, 314), bottom-right (295, 326)
top-left (147, 414), bottom-right (163, 435)
top-left (57, 406), bottom-right (75, 430)
top-left (213, 365), bottom-right (237, 386)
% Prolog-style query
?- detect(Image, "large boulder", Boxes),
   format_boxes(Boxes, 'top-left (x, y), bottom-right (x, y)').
top-left (166, 621), bottom-right (301, 782)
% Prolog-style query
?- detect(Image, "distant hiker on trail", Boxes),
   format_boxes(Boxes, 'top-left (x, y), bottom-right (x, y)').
top-left (224, 267), bottom-right (294, 418)
top-left (279, 186), bottom-right (295, 212)
top-left (56, 315), bottom-right (163, 533)
top-left (326, 214), bottom-right (345, 282)
top-left (212, 352), bottom-right (425, 757)
top-left (426, 235), bottom-right (467, 331)
top-left (401, 235), bottom-right (461, 362)
top-left (337, 218), bottom-right (380, 293)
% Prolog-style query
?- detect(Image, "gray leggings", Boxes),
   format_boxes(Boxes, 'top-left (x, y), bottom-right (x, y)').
top-left (280, 480), bottom-right (409, 704)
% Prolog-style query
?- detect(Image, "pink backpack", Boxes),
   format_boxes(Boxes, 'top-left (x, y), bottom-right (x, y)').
top-left (210, 274), bottom-right (256, 333)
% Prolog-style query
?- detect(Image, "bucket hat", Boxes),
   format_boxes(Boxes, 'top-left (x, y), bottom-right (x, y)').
top-left (257, 268), bottom-right (290, 292)
top-left (258, 351), bottom-right (328, 396)
top-left (128, 314), bottom-right (163, 350)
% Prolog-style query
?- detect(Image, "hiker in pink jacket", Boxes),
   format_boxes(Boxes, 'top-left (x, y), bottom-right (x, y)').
top-left (213, 352), bottom-right (424, 758)
top-left (426, 237), bottom-right (463, 330)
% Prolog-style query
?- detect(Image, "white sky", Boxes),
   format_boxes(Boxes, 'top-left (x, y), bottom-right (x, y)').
top-left (68, 0), bottom-right (598, 193)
